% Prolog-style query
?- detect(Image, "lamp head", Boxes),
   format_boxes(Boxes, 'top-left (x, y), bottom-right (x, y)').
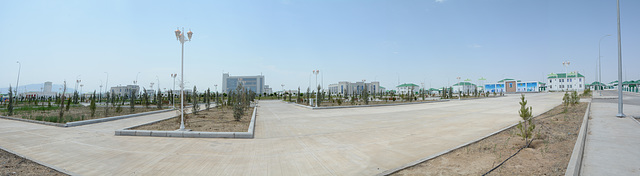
top-left (175, 28), bottom-right (181, 40)
top-left (187, 30), bottom-right (193, 41)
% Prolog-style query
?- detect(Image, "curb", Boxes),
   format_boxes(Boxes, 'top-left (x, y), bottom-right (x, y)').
top-left (287, 99), bottom-right (449, 110)
top-left (377, 100), bottom-right (560, 176)
top-left (565, 101), bottom-right (592, 176)
top-left (115, 105), bottom-right (257, 139)
top-left (0, 146), bottom-right (78, 176)
top-left (0, 108), bottom-right (173, 128)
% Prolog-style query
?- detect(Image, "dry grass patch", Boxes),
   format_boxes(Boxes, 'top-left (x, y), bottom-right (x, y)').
top-left (132, 106), bottom-right (253, 132)
top-left (0, 148), bottom-right (67, 176)
top-left (394, 102), bottom-right (588, 175)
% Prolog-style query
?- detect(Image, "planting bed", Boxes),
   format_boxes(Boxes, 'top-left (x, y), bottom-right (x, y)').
top-left (0, 148), bottom-right (67, 176)
top-left (394, 102), bottom-right (588, 175)
top-left (3, 105), bottom-right (167, 123)
top-left (131, 106), bottom-right (252, 132)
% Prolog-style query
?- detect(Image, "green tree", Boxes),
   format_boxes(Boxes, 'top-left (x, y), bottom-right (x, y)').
top-left (129, 90), bottom-right (136, 113)
top-left (58, 81), bottom-right (67, 122)
top-left (233, 83), bottom-right (244, 121)
top-left (65, 95), bottom-right (72, 111)
top-left (7, 86), bottom-right (13, 116)
top-left (143, 88), bottom-right (150, 109)
top-left (90, 91), bottom-right (97, 117)
top-left (363, 86), bottom-right (369, 105)
top-left (205, 88), bottom-right (211, 109)
top-left (157, 89), bottom-right (163, 109)
top-left (516, 94), bottom-right (535, 145)
top-left (192, 86), bottom-right (199, 114)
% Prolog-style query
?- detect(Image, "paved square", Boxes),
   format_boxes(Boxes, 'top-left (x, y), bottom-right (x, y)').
top-left (0, 93), bottom-right (562, 175)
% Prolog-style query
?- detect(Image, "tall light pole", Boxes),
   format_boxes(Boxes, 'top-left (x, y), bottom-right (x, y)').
top-left (616, 0), bottom-right (625, 117)
top-left (15, 61), bottom-right (21, 97)
top-left (76, 75), bottom-right (81, 94)
top-left (175, 27), bottom-right (193, 131)
top-left (563, 61), bottom-right (570, 91)
top-left (134, 72), bottom-right (141, 85)
top-left (99, 81), bottom-right (103, 103)
top-left (171, 73), bottom-right (177, 108)
top-left (156, 76), bottom-right (160, 92)
top-left (313, 70), bottom-right (319, 107)
top-left (214, 84), bottom-right (217, 93)
top-left (104, 72), bottom-right (109, 97)
top-left (598, 34), bottom-right (611, 95)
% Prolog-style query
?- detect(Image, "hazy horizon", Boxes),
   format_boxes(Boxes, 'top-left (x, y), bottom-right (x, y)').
top-left (1, 0), bottom-right (639, 94)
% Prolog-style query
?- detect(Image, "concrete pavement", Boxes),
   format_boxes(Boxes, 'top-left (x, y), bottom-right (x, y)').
top-left (0, 93), bottom-right (563, 175)
top-left (581, 90), bottom-right (640, 175)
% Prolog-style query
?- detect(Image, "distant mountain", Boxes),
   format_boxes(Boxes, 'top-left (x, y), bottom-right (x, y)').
top-left (0, 83), bottom-right (76, 94)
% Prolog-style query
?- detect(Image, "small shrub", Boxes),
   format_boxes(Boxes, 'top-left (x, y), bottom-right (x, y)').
top-left (516, 94), bottom-right (535, 146)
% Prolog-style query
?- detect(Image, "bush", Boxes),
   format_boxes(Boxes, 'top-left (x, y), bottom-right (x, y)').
top-left (516, 94), bottom-right (535, 145)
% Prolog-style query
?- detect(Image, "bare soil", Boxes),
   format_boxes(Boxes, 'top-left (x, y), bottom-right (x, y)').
top-left (7, 105), bottom-right (166, 123)
top-left (132, 106), bottom-right (253, 132)
top-left (0, 148), bottom-right (67, 176)
top-left (394, 102), bottom-right (588, 176)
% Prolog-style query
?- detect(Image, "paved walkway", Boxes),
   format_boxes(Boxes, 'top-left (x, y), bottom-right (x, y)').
top-left (0, 93), bottom-right (562, 175)
top-left (582, 90), bottom-right (640, 175)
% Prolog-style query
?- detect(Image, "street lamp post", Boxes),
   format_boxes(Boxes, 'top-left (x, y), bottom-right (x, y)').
top-left (171, 73), bottom-right (177, 108)
top-left (616, 0), bottom-right (625, 117)
top-left (15, 61), bottom-right (21, 98)
top-left (313, 70), bottom-right (319, 107)
top-left (598, 34), bottom-right (611, 95)
top-left (80, 84), bottom-right (83, 101)
top-left (175, 27), bottom-right (193, 131)
top-left (104, 72), bottom-right (109, 102)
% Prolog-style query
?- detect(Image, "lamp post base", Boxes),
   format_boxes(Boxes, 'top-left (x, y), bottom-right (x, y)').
top-left (616, 113), bottom-right (626, 118)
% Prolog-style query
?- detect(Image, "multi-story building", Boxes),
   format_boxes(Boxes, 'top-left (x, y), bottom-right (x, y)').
top-left (396, 83), bottom-right (419, 94)
top-left (547, 72), bottom-right (585, 91)
top-left (263, 85), bottom-right (273, 95)
top-left (452, 82), bottom-right (477, 94)
top-left (328, 81), bottom-right (383, 95)
top-left (222, 73), bottom-right (265, 94)
top-left (110, 85), bottom-right (140, 97)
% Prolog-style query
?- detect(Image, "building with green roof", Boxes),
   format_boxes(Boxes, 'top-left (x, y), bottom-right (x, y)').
top-left (547, 72), bottom-right (586, 91)
top-left (396, 83), bottom-right (419, 94)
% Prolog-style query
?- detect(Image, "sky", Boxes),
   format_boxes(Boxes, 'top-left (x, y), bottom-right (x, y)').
top-left (1, 0), bottom-right (639, 94)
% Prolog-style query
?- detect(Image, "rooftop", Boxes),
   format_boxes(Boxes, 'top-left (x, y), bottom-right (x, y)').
top-left (547, 72), bottom-right (585, 79)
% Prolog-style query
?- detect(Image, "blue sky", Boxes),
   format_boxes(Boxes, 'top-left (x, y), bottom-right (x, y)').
top-left (1, 0), bottom-right (639, 93)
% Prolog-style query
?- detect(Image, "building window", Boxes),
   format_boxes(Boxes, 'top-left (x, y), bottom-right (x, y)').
top-left (550, 80), bottom-right (552, 83)
top-left (509, 83), bottom-right (513, 88)
top-left (550, 85), bottom-right (552, 89)
top-left (580, 84), bottom-right (582, 88)
top-left (579, 78), bottom-right (582, 82)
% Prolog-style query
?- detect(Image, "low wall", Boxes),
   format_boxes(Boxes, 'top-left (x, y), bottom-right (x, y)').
top-left (0, 108), bottom-right (174, 128)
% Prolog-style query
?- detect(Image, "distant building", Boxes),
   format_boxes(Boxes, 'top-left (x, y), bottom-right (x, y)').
top-left (328, 81), bottom-right (383, 96)
top-left (110, 85), bottom-right (140, 97)
top-left (222, 73), bottom-right (265, 94)
top-left (547, 72), bottom-right (585, 91)
top-left (263, 85), bottom-right (273, 95)
top-left (452, 82), bottom-right (477, 94)
top-left (484, 78), bottom-right (544, 93)
top-left (396, 83), bottom-right (419, 94)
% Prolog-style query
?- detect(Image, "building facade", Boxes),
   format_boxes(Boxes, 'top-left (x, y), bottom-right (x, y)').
top-left (396, 83), bottom-right (419, 94)
top-left (452, 82), bottom-right (477, 93)
top-left (328, 81), bottom-right (383, 95)
top-left (110, 85), bottom-right (140, 97)
top-left (547, 72), bottom-right (585, 91)
top-left (222, 73), bottom-right (265, 94)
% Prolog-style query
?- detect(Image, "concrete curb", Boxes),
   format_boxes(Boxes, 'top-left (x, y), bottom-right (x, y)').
top-left (377, 101), bottom-right (559, 176)
top-left (0, 108), bottom-right (173, 128)
top-left (0, 145), bottom-right (78, 176)
top-left (115, 105), bottom-right (257, 139)
top-left (565, 101), bottom-right (592, 176)
top-left (287, 99), bottom-right (449, 110)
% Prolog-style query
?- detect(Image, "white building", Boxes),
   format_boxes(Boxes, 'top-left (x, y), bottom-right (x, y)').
top-left (110, 85), bottom-right (140, 97)
top-left (263, 85), bottom-right (273, 95)
top-left (328, 81), bottom-right (383, 95)
top-left (396, 83), bottom-right (419, 94)
top-left (222, 73), bottom-right (266, 94)
top-left (547, 72), bottom-right (586, 91)
top-left (452, 82), bottom-right (477, 94)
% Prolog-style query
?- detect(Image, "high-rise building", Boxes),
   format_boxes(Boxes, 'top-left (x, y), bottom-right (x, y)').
top-left (222, 73), bottom-right (265, 94)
